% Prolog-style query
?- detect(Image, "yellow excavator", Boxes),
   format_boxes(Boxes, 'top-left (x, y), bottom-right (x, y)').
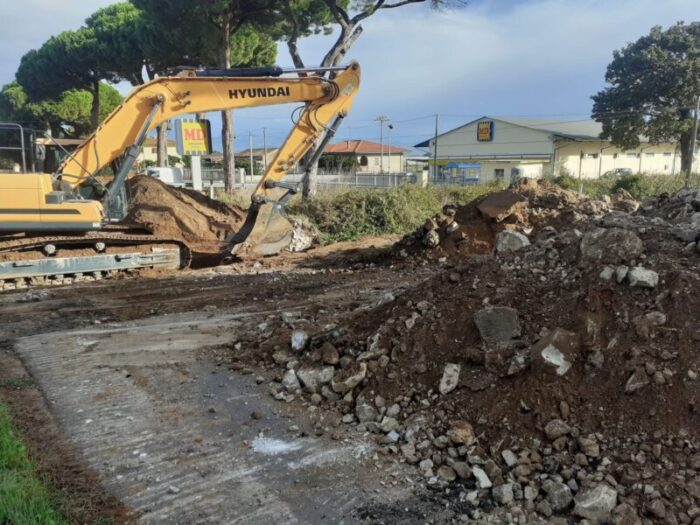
top-left (0, 63), bottom-right (360, 288)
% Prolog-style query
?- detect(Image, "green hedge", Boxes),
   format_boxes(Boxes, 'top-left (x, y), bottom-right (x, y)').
top-left (288, 184), bottom-right (501, 244)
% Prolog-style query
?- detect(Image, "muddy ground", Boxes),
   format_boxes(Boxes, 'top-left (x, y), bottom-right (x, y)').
top-left (0, 237), bottom-right (464, 524)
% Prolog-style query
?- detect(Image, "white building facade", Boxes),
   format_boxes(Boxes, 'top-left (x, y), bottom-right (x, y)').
top-left (416, 116), bottom-right (691, 184)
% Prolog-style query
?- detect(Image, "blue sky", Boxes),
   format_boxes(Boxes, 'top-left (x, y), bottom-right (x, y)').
top-left (1, 0), bottom-right (697, 153)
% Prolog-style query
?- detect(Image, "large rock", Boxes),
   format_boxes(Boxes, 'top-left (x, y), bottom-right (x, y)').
top-left (625, 367), bottom-right (649, 394)
top-left (477, 190), bottom-right (526, 222)
top-left (627, 267), bottom-right (659, 288)
top-left (530, 328), bottom-right (580, 377)
top-left (472, 466), bottom-right (492, 489)
top-left (580, 228), bottom-right (643, 264)
top-left (331, 362), bottom-right (367, 394)
top-left (495, 230), bottom-right (530, 253)
top-left (574, 483), bottom-right (618, 522)
top-left (296, 366), bottom-right (334, 393)
top-left (543, 479), bottom-right (573, 511)
top-left (282, 369), bottom-right (301, 392)
top-left (439, 363), bottom-right (461, 395)
top-left (446, 420), bottom-right (476, 446)
top-left (355, 403), bottom-right (378, 423)
top-left (544, 418), bottom-right (571, 440)
top-left (474, 306), bottom-right (521, 344)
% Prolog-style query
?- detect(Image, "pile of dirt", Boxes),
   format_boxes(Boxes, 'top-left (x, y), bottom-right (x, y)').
top-left (229, 179), bottom-right (700, 523)
top-left (125, 176), bottom-right (247, 253)
top-left (396, 178), bottom-right (636, 260)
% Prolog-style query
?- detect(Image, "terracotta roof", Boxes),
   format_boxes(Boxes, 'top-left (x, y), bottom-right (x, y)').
top-left (324, 140), bottom-right (408, 155)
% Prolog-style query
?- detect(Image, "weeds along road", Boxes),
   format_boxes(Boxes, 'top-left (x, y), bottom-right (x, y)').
top-left (0, 241), bottom-right (430, 524)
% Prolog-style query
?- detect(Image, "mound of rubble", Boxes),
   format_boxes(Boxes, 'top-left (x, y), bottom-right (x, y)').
top-left (125, 175), bottom-right (246, 253)
top-left (229, 180), bottom-right (700, 524)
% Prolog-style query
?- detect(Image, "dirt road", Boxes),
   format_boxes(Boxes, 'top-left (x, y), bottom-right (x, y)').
top-left (0, 240), bottom-right (435, 524)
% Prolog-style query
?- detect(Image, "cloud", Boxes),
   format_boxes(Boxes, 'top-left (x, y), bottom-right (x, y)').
top-left (0, 0), bottom-right (114, 85)
top-left (2, 0), bottom-right (696, 151)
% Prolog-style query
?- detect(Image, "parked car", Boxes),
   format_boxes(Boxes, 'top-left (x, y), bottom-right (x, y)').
top-left (602, 168), bottom-right (634, 178)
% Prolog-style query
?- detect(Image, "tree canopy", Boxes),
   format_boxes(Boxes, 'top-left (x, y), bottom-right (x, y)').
top-left (0, 81), bottom-right (121, 136)
top-left (592, 22), bottom-right (700, 175)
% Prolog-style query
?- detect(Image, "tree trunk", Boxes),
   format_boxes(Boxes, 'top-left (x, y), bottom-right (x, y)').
top-left (679, 132), bottom-right (691, 178)
top-left (302, 142), bottom-right (319, 199)
top-left (90, 80), bottom-right (100, 131)
top-left (220, 17), bottom-right (236, 194)
top-left (157, 125), bottom-right (168, 167)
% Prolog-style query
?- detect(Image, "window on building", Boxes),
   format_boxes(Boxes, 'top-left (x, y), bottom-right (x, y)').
top-left (494, 169), bottom-right (504, 180)
top-left (645, 152), bottom-right (655, 158)
top-left (151, 148), bottom-right (157, 153)
top-left (612, 153), bottom-right (618, 159)
top-left (626, 152), bottom-right (637, 159)
top-left (584, 153), bottom-right (599, 159)
top-left (373, 157), bottom-right (380, 166)
top-left (360, 155), bottom-right (368, 166)
top-left (663, 152), bottom-right (673, 157)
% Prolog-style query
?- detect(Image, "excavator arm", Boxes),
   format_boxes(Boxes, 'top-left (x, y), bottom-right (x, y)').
top-left (54, 62), bottom-right (360, 253)
top-left (60, 63), bottom-right (361, 202)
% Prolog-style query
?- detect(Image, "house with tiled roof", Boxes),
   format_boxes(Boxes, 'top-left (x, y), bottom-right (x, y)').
top-left (324, 140), bottom-right (409, 173)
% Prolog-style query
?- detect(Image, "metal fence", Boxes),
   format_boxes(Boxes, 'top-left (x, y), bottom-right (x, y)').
top-left (183, 168), bottom-right (420, 190)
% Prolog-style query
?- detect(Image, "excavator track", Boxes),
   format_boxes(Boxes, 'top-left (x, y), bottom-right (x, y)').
top-left (0, 229), bottom-right (192, 291)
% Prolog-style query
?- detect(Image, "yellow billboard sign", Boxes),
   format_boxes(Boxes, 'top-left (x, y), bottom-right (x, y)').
top-left (477, 121), bottom-right (494, 142)
top-left (175, 119), bottom-right (212, 155)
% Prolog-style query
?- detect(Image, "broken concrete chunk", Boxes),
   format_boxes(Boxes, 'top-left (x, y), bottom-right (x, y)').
top-left (320, 343), bottom-right (339, 365)
top-left (543, 479), bottom-right (573, 511)
top-left (501, 449), bottom-right (518, 467)
top-left (290, 331), bottom-right (309, 351)
top-left (472, 466), bottom-right (492, 489)
top-left (632, 311), bottom-right (667, 340)
top-left (530, 328), bottom-right (579, 377)
top-left (296, 366), bottom-right (334, 393)
top-left (574, 483), bottom-right (618, 522)
top-left (580, 228), bottom-right (643, 264)
top-left (627, 267), bottom-right (659, 288)
top-left (477, 190), bottom-right (526, 222)
top-left (282, 369), bottom-right (300, 392)
top-left (439, 363), bottom-right (461, 395)
top-left (599, 266), bottom-right (615, 281)
top-left (495, 230), bottom-right (531, 253)
top-left (474, 306), bottom-right (521, 344)
top-left (625, 367), bottom-right (649, 393)
top-left (331, 362), bottom-right (367, 394)
top-left (492, 483), bottom-right (514, 505)
top-left (446, 420), bottom-right (476, 446)
top-left (544, 418), bottom-right (571, 440)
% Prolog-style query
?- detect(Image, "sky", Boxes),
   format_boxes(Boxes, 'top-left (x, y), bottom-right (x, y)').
top-left (1, 0), bottom-right (697, 153)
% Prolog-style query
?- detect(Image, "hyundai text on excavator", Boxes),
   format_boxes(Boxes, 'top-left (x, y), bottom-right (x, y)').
top-left (0, 62), bottom-right (361, 288)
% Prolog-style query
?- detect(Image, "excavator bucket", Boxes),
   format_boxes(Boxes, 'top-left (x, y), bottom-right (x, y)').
top-left (226, 191), bottom-right (296, 256)
top-left (249, 201), bottom-right (295, 256)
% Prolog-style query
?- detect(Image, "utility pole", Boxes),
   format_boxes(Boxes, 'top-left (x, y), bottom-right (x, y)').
top-left (433, 114), bottom-right (439, 181)
top-left (248, 130), bottom-right (254, 180)
top-left (687, 94), bottom-right (700, 188)
top-left (387, 124), bottom-right (394, 173)
top-left (376, 116), bottom-right (388, 174)
top-left (262, 127), bottom-right (268, 172)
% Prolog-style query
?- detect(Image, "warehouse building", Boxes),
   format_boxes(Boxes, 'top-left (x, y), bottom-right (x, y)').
top-left (415, 116), bottom-right (687, 184)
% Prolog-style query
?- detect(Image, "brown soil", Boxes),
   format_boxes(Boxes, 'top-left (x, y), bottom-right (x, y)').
top-left (0, 346), bottom-right (131, 524)
top-left (125, 176), bottom-right (247, 254)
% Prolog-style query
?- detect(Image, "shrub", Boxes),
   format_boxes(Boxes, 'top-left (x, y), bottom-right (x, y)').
top-left (288, 183), bottom-right (501, 244)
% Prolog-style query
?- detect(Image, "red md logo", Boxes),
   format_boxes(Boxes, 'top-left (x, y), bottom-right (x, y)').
top-left (184, 128), bottom-right (205, 141)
